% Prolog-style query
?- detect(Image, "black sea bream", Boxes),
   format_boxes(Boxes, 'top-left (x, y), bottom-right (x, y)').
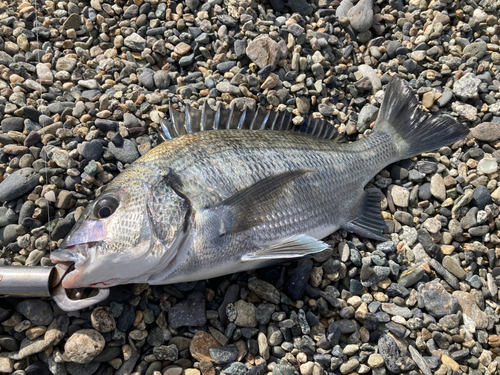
top-left (50, 76), bottom-right (469, 288)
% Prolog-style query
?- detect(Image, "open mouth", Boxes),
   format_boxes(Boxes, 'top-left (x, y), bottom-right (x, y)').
top-left (50, 243), bottom-right (96, 288)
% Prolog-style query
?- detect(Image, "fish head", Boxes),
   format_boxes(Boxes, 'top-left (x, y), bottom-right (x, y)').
top-left (50, 173), bottom-right (190, 289)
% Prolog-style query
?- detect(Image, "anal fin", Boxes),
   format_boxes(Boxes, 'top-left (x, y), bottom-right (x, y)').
top-left (242, 234), bottom-right (329, 261)
top-left (342, 189), bottom-right (388, 241)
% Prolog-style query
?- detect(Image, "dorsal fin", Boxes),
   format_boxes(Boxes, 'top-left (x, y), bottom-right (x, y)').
top-left (159, 102), bottom-right (346, 142)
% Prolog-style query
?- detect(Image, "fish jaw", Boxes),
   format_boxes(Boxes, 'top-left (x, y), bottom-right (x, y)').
top-left (50, 244), bottom-right (113, 289)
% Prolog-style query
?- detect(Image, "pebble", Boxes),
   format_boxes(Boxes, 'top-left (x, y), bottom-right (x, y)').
top-left (168, 292), bottom-right (207, 329)
top-left (16, 300), bottom-right (53, 326)
top-left (0, 168), bottom-right (40, 201)
top-left (246, 35), bottom-right (281, 69)
top-left (63, 329), bottom-right (105, 364)
top-left (471, 122), bottom-right (500, 141)
top-left (190, 332), bottom-right (221, 362)
top-left (378, 335), bottom-right (401, 373)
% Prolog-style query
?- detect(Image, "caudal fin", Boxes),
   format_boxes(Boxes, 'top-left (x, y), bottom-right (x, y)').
top-left (373, 76), bottom-right (469, 158)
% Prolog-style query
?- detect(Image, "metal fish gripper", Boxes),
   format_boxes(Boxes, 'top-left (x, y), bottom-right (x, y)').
top-left (0, 264), bottom-right (109, 312)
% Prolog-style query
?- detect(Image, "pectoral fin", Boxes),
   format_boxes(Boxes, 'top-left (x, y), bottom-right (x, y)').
top-left (210, 170), bottom-right (312, 235)
top-left (342, 188), bottom-right (388, 241)
top-left (242, 234), bottom-right (329, 261)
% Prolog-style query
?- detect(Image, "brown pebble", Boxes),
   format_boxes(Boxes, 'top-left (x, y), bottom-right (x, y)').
top-left (189, 332), bottom-right (221, 362)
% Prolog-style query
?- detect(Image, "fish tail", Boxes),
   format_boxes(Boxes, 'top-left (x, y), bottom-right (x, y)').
top-left (373, 76), bottom-right (469, 159)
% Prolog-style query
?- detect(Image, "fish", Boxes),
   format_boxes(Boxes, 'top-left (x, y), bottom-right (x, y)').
top-left (50, 76), bottom-right (469, 289)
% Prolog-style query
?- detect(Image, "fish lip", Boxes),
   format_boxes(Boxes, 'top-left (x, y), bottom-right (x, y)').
top-left (50, 243), bottom-right (98, 289)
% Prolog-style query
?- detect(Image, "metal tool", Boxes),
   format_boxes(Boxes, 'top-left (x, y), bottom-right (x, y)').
top-left (0, 264), bottom-right (110, 312)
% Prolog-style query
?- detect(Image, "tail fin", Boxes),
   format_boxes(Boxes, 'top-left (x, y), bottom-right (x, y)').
top-left (373, 76), bottom-right (469, 158)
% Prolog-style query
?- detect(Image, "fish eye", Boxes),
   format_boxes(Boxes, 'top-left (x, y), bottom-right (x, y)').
top-left (94, 196), bottom-right (119, 219)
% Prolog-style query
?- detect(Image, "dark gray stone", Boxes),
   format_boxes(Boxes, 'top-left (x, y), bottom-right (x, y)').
top-left (1, 117), bottom-right (24, 132)
top-left (16, 300), bottom-right (53, 326)
top-left (0, 168), bottom-right (40, 202)
top-left (378, 334), bottom-right (401, 373)
top-left (209, 346), bottom-right (238, 364)
top-left (168, 292), bottom-right (206, 329)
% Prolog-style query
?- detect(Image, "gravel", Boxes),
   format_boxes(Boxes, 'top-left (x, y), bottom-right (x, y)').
top-left (0, 0), bottom-right (499, 374)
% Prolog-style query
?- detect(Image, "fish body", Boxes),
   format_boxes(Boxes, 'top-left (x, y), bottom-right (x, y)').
top-left (51, 76), bottom-right (469, 289)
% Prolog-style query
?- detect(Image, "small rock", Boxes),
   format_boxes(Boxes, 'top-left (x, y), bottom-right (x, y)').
top-left (378, 334), bottom-right (401, 373)
top-left (209, 346), bottom-right (238, 364)
top-left (16, 300), bottom-right (53, 326)
top-left (419, 281), bottom-right (458, 318)
top-left (246, 35), bottom-right (281, 69)
top-left (63, 329), bottom-right (105, 364)
top-left (190, 332), bottom-right (221, 362)
top-left (0, 168), bottom-right (40, 202)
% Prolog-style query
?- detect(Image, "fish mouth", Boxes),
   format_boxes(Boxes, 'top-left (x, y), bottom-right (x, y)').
top-left (50, 243), bottom-right (97, 288)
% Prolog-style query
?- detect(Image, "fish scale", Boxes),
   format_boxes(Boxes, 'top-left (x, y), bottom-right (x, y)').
top-left (50, 76), bottom-right (469, 288)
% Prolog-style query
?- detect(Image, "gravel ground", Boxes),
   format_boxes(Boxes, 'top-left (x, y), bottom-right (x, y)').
top-left (0, 0), bottom-right (499, 374)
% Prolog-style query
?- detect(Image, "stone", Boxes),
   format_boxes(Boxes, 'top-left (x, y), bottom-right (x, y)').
top-left (378, 334), bottom-right (400, 373)
top-left (108, 139), bottom-right (140, 164)
top-left (91, 307), bottom-right (116, 332)
top-left (347, 0), bottom-right (374, 32)
top-left (153, 344), bottom-right (178, 361)
top-left (153, 70), bottom-right (171, 90)
top-left (248, 279), bottom-right (280, 304)
top-left (356, 104), bottom-right (378, 132)
top-left (234, 300), bottom-right (257, 327)
top-left (190, 332), bottom-right (221, 362)
top-left (288, 260), bottom-right (313, 300)
top-left (453, 73), bottom-right (481, 100)
top-left (63, 14), bottom-right (81, 30)
top-left (452, 291), bottom-right (489, 329)
top-left (124, 33), bottom-right (146, 51)
top-left (462, 42), bottom-right (487, 59)
top-left (471, 122), bottom-right (500, 142)
top-left (209, 346), bottom-right (238, 364)
top-left (246, 35), bottom-right (281, 69)
top-left (389, 185), bottom-right (409, 207)
top-left (430, 174), bottom-right (446, 201)
top-left (0, 168), bottom-right (40, 202)
top-left (55, 57), bottom-right (77, 72)
top-left (296, 96), bottom-right (310, 114)
top-left (63, 329), bottom-right (105, 364)
top-left (420, 281), bottom-right (458, 318)
top-left (16, 300), bottom-right (53, 326)
top-left (442, 256), bottom-right (465, 280)
top-left (477, 158), bottom-right (497, 174)
top-left (1, 117), bottom-right (24, 132)
top-left (168, 292), bottom-right (207, 329)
